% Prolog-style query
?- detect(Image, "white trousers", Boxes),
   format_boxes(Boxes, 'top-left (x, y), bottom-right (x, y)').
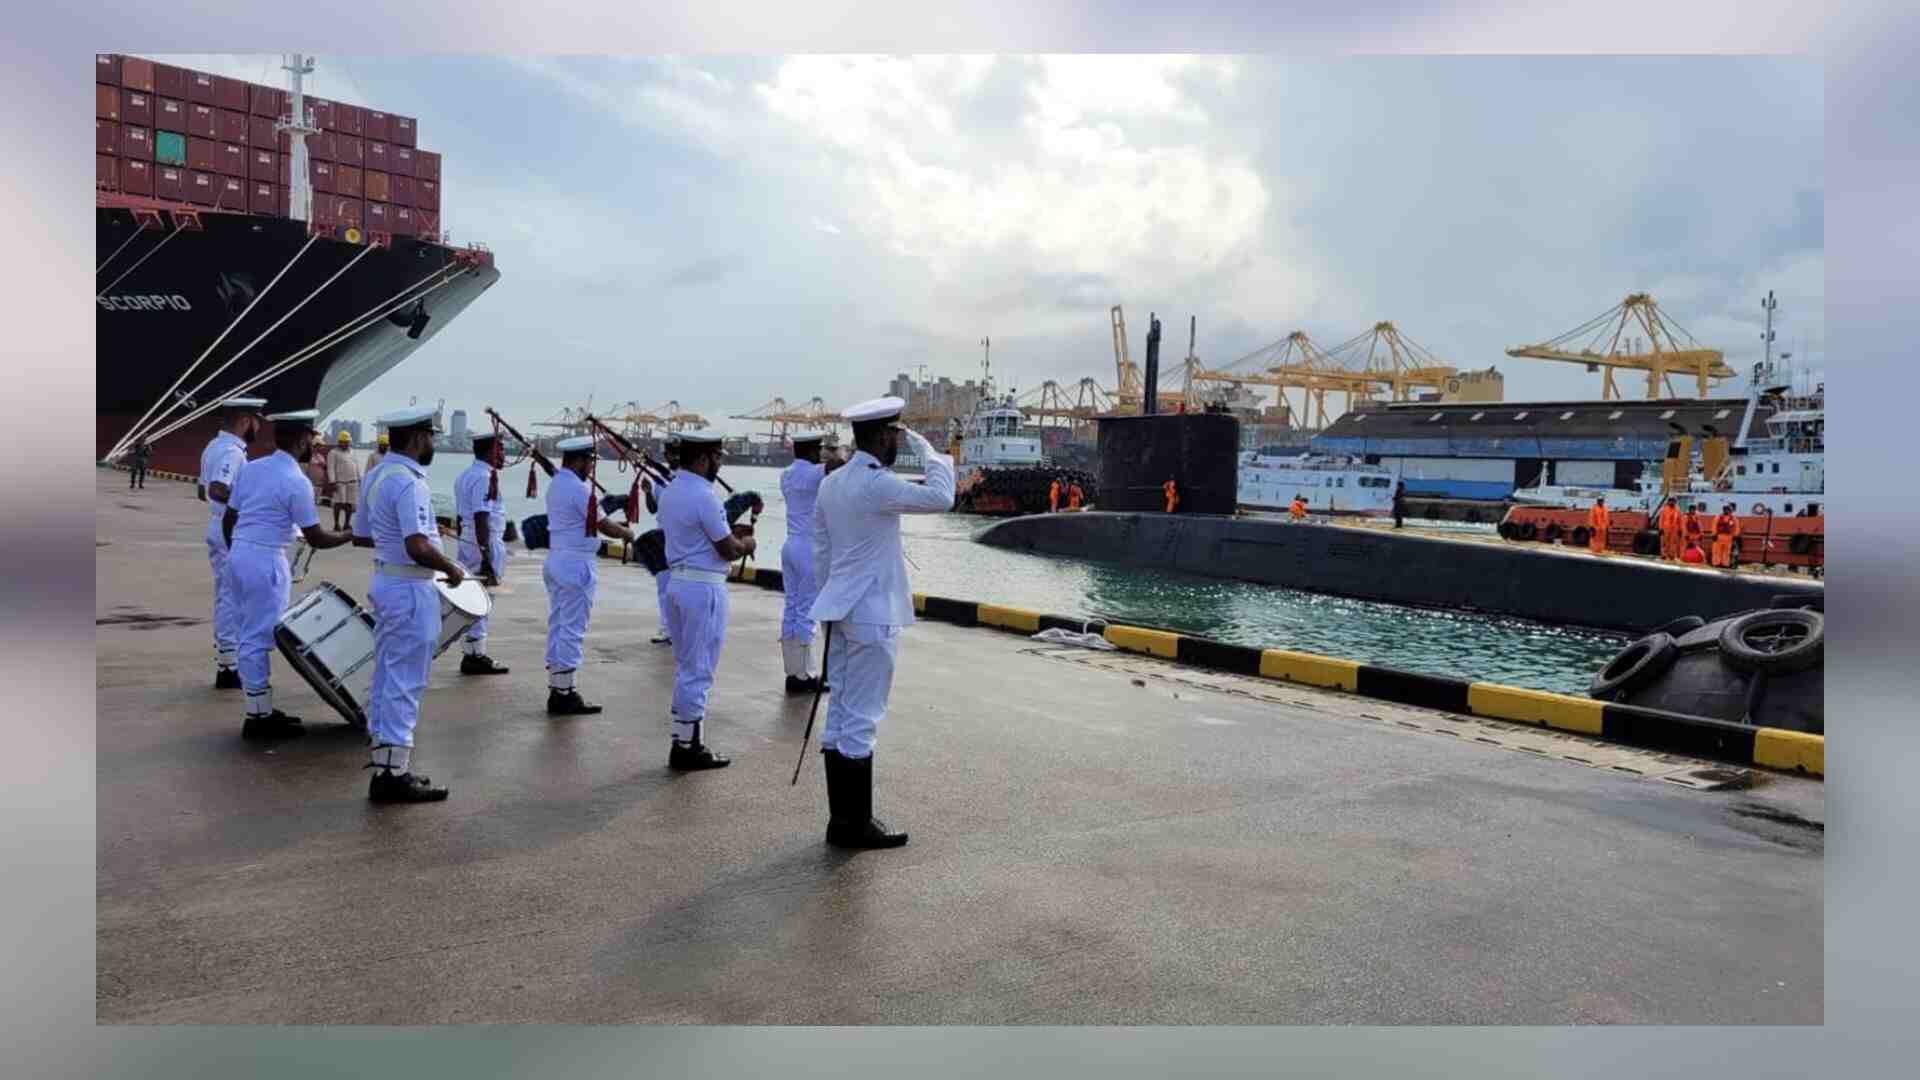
top-left (819, 621), bottom-right (900, 759)
top-left (205, 521), bottom-right (240, 665)
top-left (457, 537), bottom-right (508, 646)
top-left (779, 536), bottom-right (818, 644)
top-left (227, 541), bottom-right (290, 711)
top-left (665, 577), bottom-right (728, 722)
top-left (367, 575), bottom-right (438, 750)
top-left (655, 569), bottom-right (672, 626)
top-left (543, 551), bottom-right (597, 675)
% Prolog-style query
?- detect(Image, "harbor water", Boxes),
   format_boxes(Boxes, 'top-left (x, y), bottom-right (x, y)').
top-left (427, 457), bottom-right (1624, 694)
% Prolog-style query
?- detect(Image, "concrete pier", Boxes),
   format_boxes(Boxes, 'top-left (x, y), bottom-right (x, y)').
top-left (96, 472), bottom-right (1821, 1024)
top-left (975, 511), bottom-right (1822, 633)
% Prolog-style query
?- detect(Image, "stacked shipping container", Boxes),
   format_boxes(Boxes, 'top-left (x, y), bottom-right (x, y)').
top-left (95, 53), bottom-right (444, 241)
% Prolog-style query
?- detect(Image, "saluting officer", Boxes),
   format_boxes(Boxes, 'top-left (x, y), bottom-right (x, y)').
top-left (543, 435), bottom-right (637, 716)
top-left (809, 397), bottom-right (956, 849)
top-left (779, 431), bottom-right (837, 694)
top-left (198, 396), bottom-right (267, 689)
top-left (358, 405), bottom-right (469, 803)
top-left (221, 409), bottom-right (351, 739)
top-left (453, 432), bottom-right (511, 675)
top-left (657, 432), bottom-right (756, 770)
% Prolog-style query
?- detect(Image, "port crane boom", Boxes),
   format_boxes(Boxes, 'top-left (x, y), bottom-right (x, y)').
top-left (1508, 293), bottom-right (1735, 400)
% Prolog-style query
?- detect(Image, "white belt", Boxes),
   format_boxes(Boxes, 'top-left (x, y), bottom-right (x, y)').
top-left (670, 566), bottom-right (728, 584)
top-left (374, 560), bottom-right (437, 580)
top-left (231, 537), bottom-right (289, 552)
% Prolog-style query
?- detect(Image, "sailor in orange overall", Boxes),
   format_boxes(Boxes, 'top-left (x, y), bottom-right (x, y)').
top-left (1164, 479), bottom-right (1179, 514)
top-left (1680, 537), bottom-right (1706, 564)
top-left (1067, 483), bottom-right (1084, 510)
top-left (1656, 498), bottom-right (1681, 561)
top-left (1683, 505), bottom-right (1704, 552)
top-left (1289, 494), bottom-right (1308, 522)
top-left (1587, 499), bottom-right (1609, 554)
top-left (1711, 504), bottom-right (1740, 568)
top-left (1048, 478), bottom-right (1061, 513)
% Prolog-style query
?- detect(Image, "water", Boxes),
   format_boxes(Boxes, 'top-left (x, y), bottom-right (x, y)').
top-left (425, 456), bottom-right (1624, 695)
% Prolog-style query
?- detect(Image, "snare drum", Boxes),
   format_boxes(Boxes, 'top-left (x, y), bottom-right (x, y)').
top-left (275, 582), bottom-right (378, 727)
top-left (432, 576), bottom-right (493, 658)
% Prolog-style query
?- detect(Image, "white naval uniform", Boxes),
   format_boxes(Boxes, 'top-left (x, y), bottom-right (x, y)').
top-left (657, 469), bottom-right (733, 743)
top-left (779, 459), bottom-right (826, 665)
top-left (225, 449), bottom-right (320, 718)
top-left (361, 453), bottom-right (440, 769)
top-left (454, 459), bottom-right (508, 654)
top-left (198, 430), bottom-right (249, 672)
top-left (809, 435), bottom-right (956, 759)
top-left (541, 467), bottom-right (601, 691)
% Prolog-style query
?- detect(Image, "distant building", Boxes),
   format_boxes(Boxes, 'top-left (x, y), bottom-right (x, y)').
top-left (327, 419), bottom-right (364, 445)
top-left (450, 410), bottom-right (469, 439)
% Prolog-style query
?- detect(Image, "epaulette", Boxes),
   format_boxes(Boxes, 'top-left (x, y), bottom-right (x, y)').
top-left (868, 463), bottom-right (882, 469)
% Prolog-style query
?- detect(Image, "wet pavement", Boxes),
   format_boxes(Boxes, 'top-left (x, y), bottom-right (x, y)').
top-left (96, 471), bottom-right (1822, 1024)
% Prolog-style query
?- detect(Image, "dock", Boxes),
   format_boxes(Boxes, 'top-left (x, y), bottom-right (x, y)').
top-left (96, 471), bottom-right (1821, 1024)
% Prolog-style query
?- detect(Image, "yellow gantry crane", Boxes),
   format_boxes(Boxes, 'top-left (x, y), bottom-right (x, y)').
top-left (1016, 378), bottom-right (1118, 434)
top-left (1507, 293), bottom-right (1735, 400)
top-left (1318, 322), bottom-right (1458, 402)
top-left (729, 396), bottom-right (843, 441)
top-left (1109, 305), bottom-right (1191, 413)
top-left (1191, 330), bottom-right (1348, 430)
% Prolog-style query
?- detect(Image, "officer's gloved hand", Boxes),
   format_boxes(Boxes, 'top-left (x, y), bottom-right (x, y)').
top-left (902, 427), bottom-right (940, 460)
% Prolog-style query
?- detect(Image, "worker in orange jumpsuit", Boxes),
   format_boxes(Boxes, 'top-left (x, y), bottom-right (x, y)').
top-left (1067, 483), bottom-right (1084, 510)
top-left (1163, 479), bottom-right (1179, 514)
top-left (1048, 478), bottom-right (1061, 513)
top-left (1289, 494), bottom-right (1308, 522)
top-left (1680, 537), bottom-right (1706, 564)
top-left (1683, 505), bottom-right (1704, 553)
top-left (1711, 504), bottom-right (1740, 568)
top-left (1656, 498), bottom-right (1681, 561)
top-left (1587, 499), bottom-right (1609, 554)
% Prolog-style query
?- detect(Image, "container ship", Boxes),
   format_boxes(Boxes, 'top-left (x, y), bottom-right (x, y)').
top-left (95, 53), bottom-right (500, 474)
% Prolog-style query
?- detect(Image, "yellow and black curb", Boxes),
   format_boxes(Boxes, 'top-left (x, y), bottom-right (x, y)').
top-left (666, 551), bottom-right (1828, 778)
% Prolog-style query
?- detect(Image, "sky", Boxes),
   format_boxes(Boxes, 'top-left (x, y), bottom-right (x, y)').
top-left (160, 53), bottom-right (1824, 437)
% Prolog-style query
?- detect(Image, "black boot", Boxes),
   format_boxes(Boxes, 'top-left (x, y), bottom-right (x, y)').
top-left (241, 710), bottom-right (305, 740)
top-left (368, 769), bottom-right (449, 803)
top-left (461, 653), bottom-right (510, 675)
top-left (215, 668), bottom-right (242, 690)
top-left (669, 741), bottom-right (731, 771)
top-left (547, 689), bottom-right (603, 715)
top-left (825, 751), bottom-right (908, 849)
top-left (785, 674), bottom-right (825, 695)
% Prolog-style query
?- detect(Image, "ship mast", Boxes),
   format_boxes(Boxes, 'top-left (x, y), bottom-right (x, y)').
top-left (278, 53), bottom-right (319, 225)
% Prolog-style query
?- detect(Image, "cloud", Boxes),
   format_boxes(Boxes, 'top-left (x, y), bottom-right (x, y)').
top-left (811, 219), bottom-right (842, 236)
top-left (658, 253), bottom-right (747, 290)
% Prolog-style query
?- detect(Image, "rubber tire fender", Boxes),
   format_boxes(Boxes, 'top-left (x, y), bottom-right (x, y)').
top-left (1789, 533), bottom-right (1813, 555)
top-left (1519, 521), bottom-right (1538, 540)
top-left (1717, 608), bottom-right (1824, 675)
top-left (1588, 632), bottom-right (1681, 700)
top-left (1543, 522), bottom-right (1564, 542)
top-left (1569, 525), bottom-right (1589, 547)
top-left (1650, 614), bottom-right (1707, 638)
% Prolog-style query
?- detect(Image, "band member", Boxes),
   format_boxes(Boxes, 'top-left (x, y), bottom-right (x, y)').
top-left (198, 396), bottom-right (266, 689)
top-left (779, 433), bottom-right (836, 694)
top-left (657, 432), bottom-right (755, 770)
top-left (640, 436), bottom-right (680, 646)
top-left (221, 409), bottom-right (351, 739)
top-left (544, 435), bottom-right (636, 715)
top-left (358, 405), bottom-right (468, 803)
top-left (453, 433), bottom-right (510, 675)
top-left (810, 397), bottom-right (956, 849)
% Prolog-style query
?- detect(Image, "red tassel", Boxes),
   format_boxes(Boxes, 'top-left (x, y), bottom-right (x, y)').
top-left (628, 474), bottom-right (642, 524)
top-left (486, 465), bottom-right (499, 503)
top-left (526, 462), bottom-right (538, 498)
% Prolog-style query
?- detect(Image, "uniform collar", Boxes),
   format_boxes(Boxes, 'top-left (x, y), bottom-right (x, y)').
top-left (270, 448), bottom-right (298, 465)
top-left (216, 430), bottom-right (246, 448)
top-left (849, 449), bottom-right (880, 469)
top-left (673, 468), bottom-right (713, 488)
top-left (389, 452), bottom-right (429, 477)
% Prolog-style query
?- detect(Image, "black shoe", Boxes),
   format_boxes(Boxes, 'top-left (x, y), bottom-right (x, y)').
top-left (824, 751), bottom-right (908, 849)
top-left (785, 674), bottom-right (826, 695)
top-left (651, 632), bottom-right (672, 646)
top-left (461, 653), bottom-right (510, 676)
top-left (215, 668), bottom-right (242, 690)
top-left (547, 689), bottom-right (603, 716)
top-left (368, 769), bottom-right (449, 803)
top-left (669, 742), bottom-right (731, 771)
top-left (241, 710), bottom-right (305, 740)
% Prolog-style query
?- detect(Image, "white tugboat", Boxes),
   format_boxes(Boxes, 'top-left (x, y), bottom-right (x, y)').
top-left (1236, 452), bottom-right (1398, 516)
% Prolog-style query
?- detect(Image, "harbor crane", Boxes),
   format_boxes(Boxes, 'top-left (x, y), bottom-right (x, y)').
top-left (1318, 322), bottom-right (1458, 402)
top-left (1110, 305), bottom-right (1192, 413)
top-left (1016, 378), bottom-right (1118, 433)
top-left (1507, 293), bottom-right (1735, 400)
top-left (729, 396), bottom-right (844, 441)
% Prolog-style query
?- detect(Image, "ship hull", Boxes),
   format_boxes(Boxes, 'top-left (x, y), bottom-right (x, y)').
top-left (96, 206), bottom-right (499, 475)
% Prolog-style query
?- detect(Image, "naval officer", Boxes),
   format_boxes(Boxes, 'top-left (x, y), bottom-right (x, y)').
top-left (198, 396), bottom-right (266, 689)
top-left (358, 405), bottom-right (469, 803)
top-left (657, 432), bottom-right (756, 770)
top-left (778, 432), bottom-right (838, 694)
top-left (809, 397), bottom-right (956, 849)
top-left (453, 432), bottom-right (511, 675)
top-left (220, 409), bottom-right (352, 739)
top-left (543, 435), bottom-right (637, 716)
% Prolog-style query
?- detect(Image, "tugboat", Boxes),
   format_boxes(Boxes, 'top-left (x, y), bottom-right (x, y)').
top-left (1236, 450), bottom-right (1397, 516)
top-left (949, 389), bottom-right (1097, 515)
